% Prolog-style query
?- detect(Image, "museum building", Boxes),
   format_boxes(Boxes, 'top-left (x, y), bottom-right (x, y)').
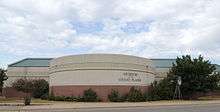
top-left (3, 54), bottom-right (220, 101)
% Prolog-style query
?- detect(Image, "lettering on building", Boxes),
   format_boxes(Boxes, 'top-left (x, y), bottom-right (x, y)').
top-left (118, 72), bottom-right (141, 82)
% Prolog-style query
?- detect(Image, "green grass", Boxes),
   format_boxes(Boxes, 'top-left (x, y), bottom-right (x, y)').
top-left (31, 99), bottom-right (53, 103)
top-left (0, 98), bottom-right (53, 103)
top-left (198, 96), bottom-right (220, 100)
top-left (0, 97), bottom-right (22, 103)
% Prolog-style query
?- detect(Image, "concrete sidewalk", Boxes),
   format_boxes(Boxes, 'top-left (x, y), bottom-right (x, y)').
top-left (1, 100), bottom-right (220, 111)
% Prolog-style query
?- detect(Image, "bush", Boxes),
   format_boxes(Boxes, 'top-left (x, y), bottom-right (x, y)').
top-left (108, 89), bottom-right (120, 102)
top-left (147, 79), bottom-right (174, 101)
top-left (127, 87), bottom-right (145, 102)
top-left (76, 95), bottom-right (84, 102)
top-left (108, 89), bottom-right (126, 102)
top-left (64, 96), bottom-right (77, 102)
top-left (48, 89), bottom-right (99, 102)
top-left (32, 79), bottom-right (49, 98)
top-left (82, 88), bottom-right (98, 102)
top-left (54, 96), bottom-right (65, 101)
top-left (41, 93), bottom-right (49, 100)
top-left (48, 90), bottom-right (77, 102)
top-left (47, 92), bottom-right (99, 102)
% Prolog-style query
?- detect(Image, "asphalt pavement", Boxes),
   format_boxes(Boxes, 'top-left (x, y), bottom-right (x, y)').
top-left (1, 103), bottom-right (220, 112)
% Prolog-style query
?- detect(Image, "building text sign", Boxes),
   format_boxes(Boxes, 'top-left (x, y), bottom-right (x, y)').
top-left (118, 72), bottom-right (141, 82)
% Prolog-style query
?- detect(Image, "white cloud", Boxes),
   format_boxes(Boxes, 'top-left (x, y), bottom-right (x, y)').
top-left (0, 0), bottom-right (220, 66)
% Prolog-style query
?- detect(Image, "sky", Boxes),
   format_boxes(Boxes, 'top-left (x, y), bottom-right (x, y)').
top-left (0, 0), bottom-right (220, 68)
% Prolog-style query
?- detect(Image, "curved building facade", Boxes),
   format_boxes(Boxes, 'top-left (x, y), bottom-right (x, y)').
top-left (4, 54), bottom-right (220, 100)
top-left (49, 54), bottom-right (155, 101)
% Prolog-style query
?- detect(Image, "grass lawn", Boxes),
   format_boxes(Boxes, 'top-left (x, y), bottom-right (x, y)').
top-left (198, 95), bottom-right (220, 100)
top-left (0, 97), bottom-right (53, 103)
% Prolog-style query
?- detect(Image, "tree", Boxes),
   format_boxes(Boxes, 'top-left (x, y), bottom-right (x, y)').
top-left (168, 55), bottom-right (220, 99)
top-left (32, 79), bottom-right (49, 98)
top-left (12, 79), bottom-right (34, 105)
top-left (12, 79), bottom-right (33, 93)
top-left (0, 69), bottom-right (8, 95)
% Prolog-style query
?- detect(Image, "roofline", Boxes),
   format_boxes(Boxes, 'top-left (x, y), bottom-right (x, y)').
top-left (7, 57), bottom-right (220, 68)
top-left (8, 58), bottom-right (53, 67)
top-left (8, 66), bottom-right (50, 67)
top-left (53, 53), bottom-right (150, 61)
top-left (150, 59), bottom-right (176, 60)
top-left (24, 58), bottom-right (53, 60)
top-left (8, 58), bottom-right (27, 67)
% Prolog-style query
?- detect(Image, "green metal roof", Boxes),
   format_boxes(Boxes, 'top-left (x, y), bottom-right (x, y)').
top-left (151, 59), bottom-right (220, 72)
top-left (151, 59), bottom-right (176, 68)
top-left (215, 64), bottom-right (220, 72)
top-left (8, 58), bottom-right (53, 67)
top-left (8, 58), bottom-right (220, 72)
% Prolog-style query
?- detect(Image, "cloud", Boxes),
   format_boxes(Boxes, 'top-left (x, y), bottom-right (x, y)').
top-left (0, 0), bottom-right (220, 66)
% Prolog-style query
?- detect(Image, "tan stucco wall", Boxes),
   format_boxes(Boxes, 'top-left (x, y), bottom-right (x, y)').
top-left (4, 67), bottom-right (49, 87)
top-left (154, 68), bottom-right (171, 81)
top-left (50, 54), bottom-right (153, 67)
top-left (50, 70), bottom-right (154, 86)
top-left (50, 54), bottom-right (155, 86)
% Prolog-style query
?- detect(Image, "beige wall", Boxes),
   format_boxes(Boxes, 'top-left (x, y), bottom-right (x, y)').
top-left (4, 67), bottom-right (49, 87)
top-left (50, 70), bottom-right (154, 86)
top-left (154, 68), bottom-right (171, 81)
top-left (50, 54), bottom-right (155, 73)
top-left (50, 54), bottom-right (156, 86)
top-left (50, 54), bottom-right (153, 67)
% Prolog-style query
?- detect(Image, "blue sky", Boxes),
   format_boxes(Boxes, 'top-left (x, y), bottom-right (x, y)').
top-left (0, 0), bottom-right (220, 68)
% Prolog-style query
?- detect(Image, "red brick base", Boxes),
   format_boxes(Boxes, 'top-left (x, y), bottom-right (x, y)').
top-left (2, 87), bottom-right (26, 98)
top-left (50, 85), bottom-right (149, 101)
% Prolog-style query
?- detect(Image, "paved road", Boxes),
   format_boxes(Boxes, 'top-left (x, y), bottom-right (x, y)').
top-left (1, 104), bottom-right (220, 112)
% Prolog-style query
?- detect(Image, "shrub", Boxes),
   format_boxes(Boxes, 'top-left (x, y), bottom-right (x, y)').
top-left (76, 95), bottom-right (84, 102)
top-left (108, 89), bottom-right (126, 102)
top-left (108, 89), bottom-right (120, 102)
top-left (32, 79), bottom-right (49, 98)
top-left (47, 90), bottom-right (99, 102)
top-left (64, 96), bottom-right (77, 102)
top-left (41, 93), bottom-right (49, 100)
top-left (147, 79), bottom-right (174, 101)
top-left (54, 96), bottom-right (66, 101)
top-left (82, 88), bottom-right (98, 102)
top-left (127, 87), bottom-right (145, 102)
